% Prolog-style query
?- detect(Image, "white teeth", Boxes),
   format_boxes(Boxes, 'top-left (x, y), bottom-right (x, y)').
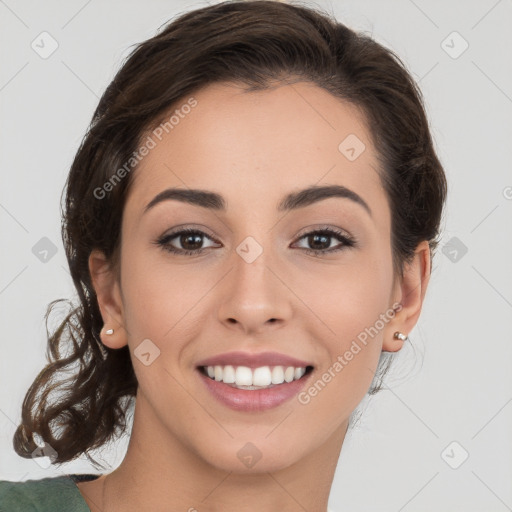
top-left (222, 365), bottom-right (235, 384)
top-left (294, 367), bottom-right (306, 380)
top-left (284, 366), bottom-right (295, 383)
top-left (203, 364), bottom-right (309, 387)
top-left (235, 366), bottom-right (253, 386)
top-left (253, 366), bottom-right (272, 386)
top-left (271, 365), bottom-right (284, 384)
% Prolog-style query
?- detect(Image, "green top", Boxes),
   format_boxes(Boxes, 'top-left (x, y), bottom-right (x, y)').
top-left (1, 474), bottom-right (338, 511)
top-left (0, 474), bottom-right (100, 511)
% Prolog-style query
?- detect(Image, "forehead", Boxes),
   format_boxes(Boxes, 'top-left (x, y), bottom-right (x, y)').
top-left (125, 81), bottom-right (385, 217)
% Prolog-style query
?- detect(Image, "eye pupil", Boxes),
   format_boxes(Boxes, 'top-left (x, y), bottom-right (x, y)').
top-left (181, 233), bottom-right (203, 250)
top-left (309, 234), bottom-right (329, 250)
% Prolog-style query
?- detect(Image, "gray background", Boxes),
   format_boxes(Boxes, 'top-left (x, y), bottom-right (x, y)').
top-left (1, 0), bottom-right (511, 510)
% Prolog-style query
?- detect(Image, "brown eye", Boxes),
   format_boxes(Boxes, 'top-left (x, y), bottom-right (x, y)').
top-left (293, 228), bottom-right (355, 256)
top-left (178, 232), bottom-right (204, 251)
top-left (306, 233), bottom-right (331, 251)
top-left (156, 228), bottom-right (220, 255)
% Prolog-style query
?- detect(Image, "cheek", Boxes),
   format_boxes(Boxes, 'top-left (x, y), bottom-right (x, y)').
top-left (297, 269), bottom-right (393, 431)
top-left (304, 245), bottom-right (394, 336)
top-left (120, 242), bottom-right (201, 335)
top-left (119, 244), bottom-right (223, 384)
top-left (303, 246), bottom-right (394, 400)
top-left (118, 247), bottom-right (203, 415)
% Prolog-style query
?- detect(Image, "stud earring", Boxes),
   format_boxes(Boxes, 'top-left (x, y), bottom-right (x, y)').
top-left (105, 328), bottom-right (114, 335)
top-left (393, 331), bottom-right (407, 341)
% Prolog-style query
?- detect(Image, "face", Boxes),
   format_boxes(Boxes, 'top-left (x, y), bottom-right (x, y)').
top-left (93, 81), bottom-right (413, 473)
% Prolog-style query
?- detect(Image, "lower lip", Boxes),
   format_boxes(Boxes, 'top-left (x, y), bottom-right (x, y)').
top-left (197, 368), bottom-right (313, 412)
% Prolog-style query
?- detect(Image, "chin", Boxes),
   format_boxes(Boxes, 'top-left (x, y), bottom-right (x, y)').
top-left (194, 431), bottom-right (310, 474)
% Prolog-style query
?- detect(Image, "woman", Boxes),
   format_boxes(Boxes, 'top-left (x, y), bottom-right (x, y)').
top-left (0, 0), bottom-right (446, 510)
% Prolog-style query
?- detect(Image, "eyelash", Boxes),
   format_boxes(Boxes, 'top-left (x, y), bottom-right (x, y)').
top-left (154, 226), bottom-right (356, 257)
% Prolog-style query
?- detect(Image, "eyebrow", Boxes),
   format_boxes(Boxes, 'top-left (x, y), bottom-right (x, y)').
top-left (143, 184), bottom-right (372, 217)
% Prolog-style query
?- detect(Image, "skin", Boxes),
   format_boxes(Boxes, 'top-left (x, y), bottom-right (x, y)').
top-left (81, 81), bottom-right (430, 512)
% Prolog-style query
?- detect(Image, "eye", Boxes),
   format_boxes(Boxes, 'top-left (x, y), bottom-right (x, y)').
top-left (292, 227), bottom-right (356, 256)
top-left (155, 228), bottom-right (221, 256)
top-left (154, 226), bottom-right (356, 257)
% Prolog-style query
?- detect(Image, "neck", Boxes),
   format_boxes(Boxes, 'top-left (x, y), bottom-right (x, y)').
top-left (100, 393), bottom-right (348, 512)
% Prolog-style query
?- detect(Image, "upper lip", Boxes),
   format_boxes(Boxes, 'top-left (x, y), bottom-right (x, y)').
top-left (196, 351), bottom-right (313, 369)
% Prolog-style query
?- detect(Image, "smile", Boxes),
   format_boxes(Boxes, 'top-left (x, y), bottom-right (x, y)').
top-left (197, 364), bottom-right (314, 412)
top-left (200, 364), bottom-right (311, 389)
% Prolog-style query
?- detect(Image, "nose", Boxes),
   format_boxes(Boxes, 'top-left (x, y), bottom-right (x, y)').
top-left (216, 240), bottom-right (293, 336)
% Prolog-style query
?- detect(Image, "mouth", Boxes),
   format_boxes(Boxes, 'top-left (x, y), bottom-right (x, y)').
top-left (196, 363), bottom-right (315, 412)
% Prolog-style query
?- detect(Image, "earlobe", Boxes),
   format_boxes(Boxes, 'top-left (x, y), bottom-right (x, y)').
top-left (88, 249), bottom-right (128, 349)
top-left (382, 241), bottom-right (431, 352)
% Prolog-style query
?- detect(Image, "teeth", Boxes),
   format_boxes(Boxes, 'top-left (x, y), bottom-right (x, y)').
top-left (222, 365), bottom-right (235, 383)
top-left (294, 367), bottom-right (305, 380)
top-left (203, 364), bottom-right (309, 388)
top-left (253, 366), bottom-right (272, 386)
top-left (235, 366), bottom-right (253, 386)
top-left (271, 365), bottom-right (284, 384)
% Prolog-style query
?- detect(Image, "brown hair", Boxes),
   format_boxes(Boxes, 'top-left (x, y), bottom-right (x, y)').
top-left (13, 0), bottom-right (446, 467)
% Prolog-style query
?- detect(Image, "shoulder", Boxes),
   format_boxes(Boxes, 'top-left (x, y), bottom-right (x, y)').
top-left (0, 474), bottom-right (97, 511)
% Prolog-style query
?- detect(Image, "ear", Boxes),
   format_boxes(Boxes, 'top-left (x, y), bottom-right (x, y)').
top-left (89, 248), bottom-right (128, 349)
top-left (382, 240), bottom-right (431, 352)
